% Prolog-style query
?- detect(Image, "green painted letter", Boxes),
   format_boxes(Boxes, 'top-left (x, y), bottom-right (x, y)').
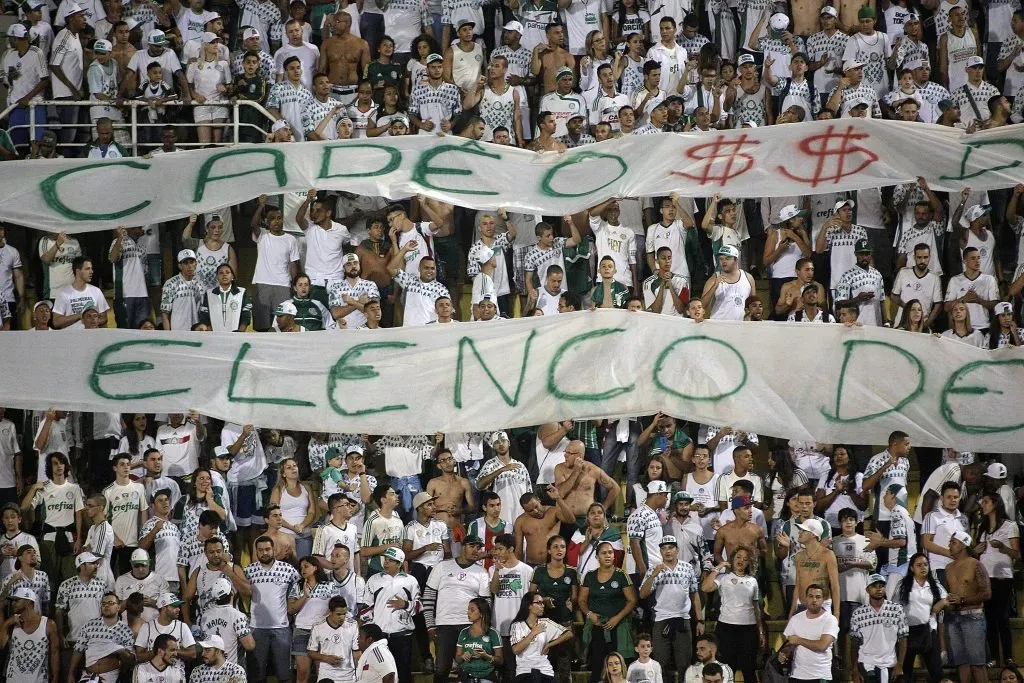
top-left (89, 340), bottom-right (199, 400)
top-left (410, 141), bottom-right (500, 196)
top-left (327, 341), bottom-right (416, 416)
top-left (940, 358), bottom-right (1024, 434)
top-left (228, 342), bottom-right (316, 406)
top-left (820, 340), bottom-right (924, 423)
top-left (547, 328), bottom-right (634, 401)
top-left (41, 161), bottom-right (152, 221)
top-left (454, 331), bottom-right (536, 409)
top-left (193, 148), bottom-right (287, 202)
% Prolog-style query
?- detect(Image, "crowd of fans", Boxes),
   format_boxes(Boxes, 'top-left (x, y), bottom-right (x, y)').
top-left (1, 0), bottom-right (1024, 680)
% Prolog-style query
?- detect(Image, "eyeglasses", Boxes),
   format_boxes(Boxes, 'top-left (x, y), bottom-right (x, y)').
top-left (101, 600), bottom-right (119, 606)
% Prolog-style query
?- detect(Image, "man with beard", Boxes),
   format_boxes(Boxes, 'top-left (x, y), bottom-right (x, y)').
top-left (703, 246), bottom-right (756, 321)
top-left (834, 240), bottom-right (888, 327)
top-left (1, 587), bottom-right (58, 683)
top-left (426, 450), bottom-right (474, 530)
top-left (477, 432), bottom-right (532, 527)
top-left (329, 253), bottom-right (380, 329)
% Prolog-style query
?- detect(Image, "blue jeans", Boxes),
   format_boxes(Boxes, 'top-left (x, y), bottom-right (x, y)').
top-left (250, 627), bottom-right (292, 682)
top-left (601, 422), bottom-right (641, 490)
top-left (114, 296), bottom-right (151, 329)
top-left (946, 611), bottom-right (987, 667)
top-left (360, 12), bottom-right (385, 58)
top-left (390, 474), bottom-right (422, 522)
top-left (8, 105), bottom-right (46, 146)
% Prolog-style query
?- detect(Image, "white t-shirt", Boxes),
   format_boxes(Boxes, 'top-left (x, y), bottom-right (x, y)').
top-left (53, 283), bottom-right (109, 329)
top-left (891, 267), bottom-right (942, 327)
top-left (589, 216), bottom-right (637, 288)
top-left (944, 271), bottom-right (999, 329)
top-left (355, 639), bottom-right (398, 683)
top-left (138, 516), bottom-right (180, 585)
top-left (509, 618), bottom-right (566, 676)
top-left (489, 561), bottom-right (534, 636)
top-left (921, 508), bottom-right (968, 571)
top-left (714, 571), bottom-right (759, 625)
top-left (50, 27), bottom-right (83, 98)
top-left (155, 422), bottom-right (200, 477)
top-left (2, 45), bottom-right (49, 103)
top-left (305, 221), bottom-right (357, 283)
top-left (310, 618), bottom-right (360, 683)
top-left (978, 519), bottom-right (1019, 580)
top-left (244, 560), bottom-right (300, 629)
top-left (833, 533), bottom-right (875, 604)
top-left (426, 559), bottom-right (490, 626)
top-left (783, 610), bottom-right (840, 680)
top-left (253, 229), bottom-right (300, 287)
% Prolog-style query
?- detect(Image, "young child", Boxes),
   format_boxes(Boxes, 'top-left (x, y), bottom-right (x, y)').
top-left (466, 491), bottom-right (505, 569)
top-left (626, 634), bottom-right (663, 683)
top-left (833, 506), bottom-right (875, 655)
top-left (137, 61), bottom-right (175, 146)
top-left (233, 50), bottom-right (267, 143)
top-left (82, 494), bottom-right (116, 590)
top-left (591, 256), bottom-right (629, 309)
top-left (532, 265), bottom-right (565, 316)
top-left (320, 446), bottom-right (345, 503)
top-left (686, 298), bottom-right (705, 322)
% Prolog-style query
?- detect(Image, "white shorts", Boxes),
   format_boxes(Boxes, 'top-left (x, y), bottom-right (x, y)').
top-left (194, 104), bottom-right (229, 122)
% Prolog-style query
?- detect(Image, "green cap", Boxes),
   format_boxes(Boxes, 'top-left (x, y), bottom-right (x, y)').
top-left (857, 6), bottom-right (875, 19)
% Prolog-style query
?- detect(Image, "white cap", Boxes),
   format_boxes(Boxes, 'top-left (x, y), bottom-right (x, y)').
top-left (124, 18), bottom-right (139, 30)
top-left (270, 119), bottom-right (290, 133)
top-left (213, 445), bottom-right (231, 459)
top-left (6, 24), bottom-right (28, 38)
top-left (345, 443), bottom-right (364, 456)
top-left (242, 27), bottom-right (260, 40)
top-left (833, 198), bottom-right (855, 212)
top-left (131, 548), bottom-right (150, 565)
top-left (201, 31), bottom-right (219, 44)
top-left (208, 577), bottom-right (233, 600)
top-left (960, 204), bottom-right (991, 227)
top-left (769, 12), bottom-right (789, 30)
top-left (490, 431), bottom-right (509, 445)
top-left (949, 529), bottom-right (973, 548)
top-left (198, 635), bottom-right (226, 651)
top-left (76, 551), bottom-right (102, 567)
top-left (156, 593), bottom-right (183, 608)
top-left (843, 59), bottom-right (865, 72)
top-left (646, 480), bottom-right (669, 496)
top-left (965, 55), bottom-right (984, 69)
top-left (64, 1), bottom-right (87, 14)
top-left (659, 535), bottom-right (678, 547)
top-left (382, 546), bottom-right (406, 563)
top-left (737, 53), bottom-right (755, 66)
top-left (994, 301), bottom-right (1013, 316)
top-left (820, 5), bottom-right (838, 16)
top-left (275, 301), bottom-right (298, 317)
top-left (147, 29), bottom-right (169, 45)
top-left (777, 204), bottom-right (806, 222)
top-left (93, 38), bottom-right (113, 53)
top-left (177, 249), bottom-right (197, 262)
top-left (9, 587), bottom-right (37, 602)
top-left (718, 244), bottom-right (740, 259)
top-left (503, 20), bottom-right (524, 33)
top-left (343, 253), bottom-right (359, 265)
top-left (986, 462), bottom-right (1007, 479)
top-left (796, 518), bottom-right (824, 538)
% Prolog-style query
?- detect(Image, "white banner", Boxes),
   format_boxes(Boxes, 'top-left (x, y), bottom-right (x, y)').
top-left (1, 121), bottom-right (1022, 232)
top-left (1, 311), bottom-right (1022, 451)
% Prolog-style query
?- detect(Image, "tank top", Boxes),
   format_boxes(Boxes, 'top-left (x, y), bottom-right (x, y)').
top-left (534, 434), bottom-right (568, 485)
top-left (768, 229), bottom-right (802, 279)
top-left (710, 270), bottom-right (752, 320)
top-left (965, 229), bottom-right (996, 277)
top-left (196, 241), bottom-right (230, 290)
top-left (452, 42), bottom-right (484, 93)
top-left (6, 616), bottom-right (49, 683)
top-left (683, 472), bottom-right (719, 540)
top-left (279, 484), bottom-right (312, 538)
top-left (945, 29), bottom-right (977, 93)
top-left (480, 84), bottom-right (517, 142)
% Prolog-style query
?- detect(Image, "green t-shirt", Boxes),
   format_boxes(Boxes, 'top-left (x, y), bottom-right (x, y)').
top-left (367, 61), bottom-right (403, 104)
top-left (590, 280), bottom-right (629, 308)
top-left (457, 626), bottom-right (501, 678)
top-left (532, 566), bottom-right (579, 624)
top-left (583, 568), bottom-right (631, 621)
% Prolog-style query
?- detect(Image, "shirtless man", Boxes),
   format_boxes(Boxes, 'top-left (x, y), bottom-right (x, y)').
top-left (838, 0), bottom-right (871, 33)
top-left (426, 449), bottom-right (474, 530)
top-left (530, 23), bottom-right (574, 94)
top-left (791, 518), bottom-right (841, 620)
top-left (513, 487), bottom-right (575, 565)
top-left (775, 258), bottom-right (827, 318)
top-left (529, 110), bottom-right (565, 151)
top-left (791, 0), bottom-right (825, 37)
top-left (713, 495), bottom-right (767, 568)
top-left (552, 441), bottom-right (619, 522)
top-left (946, 529), bottom-right (991, 683)
top-left (260, 505), bottom-right (297, 563)
top-left (319, 12), bottom-right (369, 101)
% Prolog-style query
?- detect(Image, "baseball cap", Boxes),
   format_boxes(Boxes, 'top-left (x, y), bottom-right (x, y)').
top-left (737, 54), bottom-right (755, 66)
top-left (673, 490), bottom-right (694, 502)
top-left (843, 59), bottom-right (864, 72)
top-left (33, 299), bottom-right (52, 311)
top-left (857, 5), bottom-right (875, 18)
top-left (665, 94), bottom-right (685, 105)
top-left (124, 17), bottom-right (139, 30)
top-left (456, 18), bottom-right (475, 29)
top-left (76, 551), bottom-right (101, 567)
top-left (490, 431), bottom-right (509, 445)
top-left (345, 444), bottom-right (364, 456)
top-left (568, 110), bottom-right (586, 120)
top-left (791, 51), bottom-right (808, 62)
top-left (866, 573), bottom-right (886, 586)
top-left (26, 0), bottom-right (46, 9)
top-left (885, 483), bottom-right (905, 497)
top-left (731, 495), bottom-right (752, 509)
top-left (796, 518), bottom-right (824, 537)
top-left (177, 249), bottom-right (197, 263)
top-left (937, 99), bottom-right (955, 113)
top-left (65, 1), bottom-right (87, 14)
top-left (325, 446), bottom-right (343, 462)
top-left (201, 31), bottom-right (219, 44)
top-left (855, 238), bottom-right (871, 253)
top-left (213, 445), bottom-right (231, 459)
top-left (994, 301), bottom-right (1014, 316)
top-left (904, 11), bottom-right (921, 23)
top-left (390, 114), bottom-right (410, 127)
top-left (148, 29), bottom-right (169, 46)
top-left (833, 198), bottom-right (855, 212)
top-left (476, 247), bottom-right (495, 264)
top-left (9, 587), bottom-right (37, 602)
top-left (960, 204), bottom-right (991, 227)
top-left (463, 535), bottom-right (484, 546)
top-left (343, 253), bottom-right (359, 265)
top-left (425, 52), bottom-right (443, 64)
top-left (93, 39), bottom-right (112, 53)
top-left (275, 301), bottom-right (298, 317)
top-left (646, 480), bottom-right (669, 496)
top-left (949, 529), bottom-right (972, 547)
top-left (965, 55), bottom-right (984, 69)
top-left (659, 535), bottom-right (679, 547)
top-left (556, 66), bottom-right (574, 80)
top-left (503, 20), bottom-right (524, 33)
top-left (718, 244), bottom-right (740, 259)
top-left (209, 577), bottom-right (232, 600)
top-left (198, 635), bottom-right (226, 651)
top-left (820, 5), bottom-right (838, 16)
top-left (986, 462), bottom-right (1007, 479)
top-left (7, 24), bottom-right (28, 38)
top-left (769, 12), bottom-right (789, 30)
top-left (412, 492), bottom-right (436, 509)
top-left (383, 547), bottom-right (406, 563)
top-left (270, 119), bottom-right (290, 133)
top-left (131, 548), bottom-right (150, 565)
top-left (242, 27), bottom-right (260, 40)
top-left (777, 204), bottom-right (807, 222)
top-left (157, 592), bottom-right (183, 608)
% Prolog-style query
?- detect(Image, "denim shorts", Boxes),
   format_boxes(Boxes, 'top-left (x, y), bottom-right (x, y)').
top-left (291, 627), bottom-right (310, 656)
top-left (947, 611), bottom-right (987, 666)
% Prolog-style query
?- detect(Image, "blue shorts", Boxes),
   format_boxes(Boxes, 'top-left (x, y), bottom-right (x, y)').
top-left (947, 611), bottom-right (987, 666)
top-left (231, 484), bottom-right (262, 528)
top-left (291, 627), bottom-right (310, 656)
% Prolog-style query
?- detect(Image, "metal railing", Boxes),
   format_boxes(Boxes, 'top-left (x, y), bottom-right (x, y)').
top-left (0, 99), bottom-right (280, 155)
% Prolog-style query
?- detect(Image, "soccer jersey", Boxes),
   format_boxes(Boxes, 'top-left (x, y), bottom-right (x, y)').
top-left (626, 503), bottom-right (662, 569)
top-left (327, 278), bottom-right (380, 329)
top-left (409, 80), bottom-right (463, 135)
top-left (199, 604), bottom-right (250, 665)
top-left (103, 480), bottom-right (146, 547)
top-left (244, 560), bottom-right (300, 629)
top-left (590, 217), bottom-right (637, 288)
top-left (824, 224), bottom-right (869, 290)
top-left (835, 265), bottom-right (886, 326)
top-left (159, 274), bottom-right (203, 331)
top-left (309, 618), bottom-right (359, 682)
top-left (477, 457), bottom-right (532, 526)
top-left (362, 511), bottom-right (404, 574)
top-left (404, 519), bottom-right (449, 568)
top-left (426, 559), bottom-right (490, 625)
top-left (362, 570), bottom-right (420, 634)
top-left (945, 271), bottom-right (998, 328)
top-left (189, 661), bottom-right (247, 683)
top-left (523, 237), bottom-right (568, 293)
top-left (467, 233), bottom-right (512, 297)
top-left (849, 600), bottom-right (909, 668)
top-left (267, 81), bottom-right (315, 142)
top-left (642, 273), bottom-right (689, 315)
top-left (393, 269), bottom-right (449, 326)
top-left (55, 577), bottom-right (105, 643)
top-left (644, 561), bottom-right (698, 620)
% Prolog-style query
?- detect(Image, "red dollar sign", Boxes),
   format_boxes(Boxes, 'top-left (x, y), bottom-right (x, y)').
top-left (777, 125), bottom-right (879, 188)
top-left (670, 133), bottom-right (761, 185)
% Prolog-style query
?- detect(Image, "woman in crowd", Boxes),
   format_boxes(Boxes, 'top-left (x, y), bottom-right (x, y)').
top-left (531, 535), bottom-right (578, 683)
top-left (174, 468), bottom-right (226, 536)
top-left (406, 34), bottom-right (439, 97)
top-left (895, 553), bottom-right (947, 682)
top-left (898, 299), bottom-right (931, 333)
top-left (186, 34), bottom-right (232, 145)
top-left (510, 591), bottom-right (573, 683)
top-left (814, 445), bottom-right (867, 536)
top-left (601, 652), bottom-right (629, 683)
top-left (977, 493), bottom-right (1020, 667)
top-left (199, 263), bottom-right (251, 332)
top-left (619, 32), bottom-right (646, 100)
top-left (456, 597), bottom-right (503, 683)
top-left (289, 556), bottom-right (337, 683)
top-left (938, 301), bottom-right (987, 347)
top-left (629, 455), bottom-right (670, 515)
top-left (570, 503), bottom-right (622, 577)
top-left (368, 84), bottom-right (406, 136)
top-left (989, 302), bottom-right (1022, 348)
top-left (579, 30), bottom-right (612, 92)
top-left (270, 457), bottom-right (318, 559)
top-left (118, 413), bottom-right (155, 465)
top-left (701, 545), bottom-right (763, 683)
top-left (579, 541), bottom-right (637, 683)
top-left (609, 0), bottom-right (649, 47)
top-left (183, 214), bottom-right (237, 291)
top-left (767, 447), bottom-right (808, 530)
top-left (283, 273), bottom-right (333, 332)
